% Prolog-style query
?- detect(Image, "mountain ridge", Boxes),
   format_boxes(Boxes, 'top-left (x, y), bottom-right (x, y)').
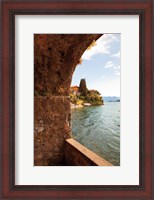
top-left (103, 96), bottom-right (120, 102)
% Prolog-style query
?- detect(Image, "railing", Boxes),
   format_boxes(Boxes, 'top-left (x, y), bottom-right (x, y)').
top-left (65, 138), bottom-right (113, 166)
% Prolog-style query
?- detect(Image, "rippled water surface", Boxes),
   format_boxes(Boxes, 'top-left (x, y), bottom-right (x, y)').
top-left (71, 102), bottom-right (120, 166)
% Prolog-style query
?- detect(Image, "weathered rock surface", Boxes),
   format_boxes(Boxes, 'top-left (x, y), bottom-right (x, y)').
top-left (34, 34), bottom-right (101, 95)
top-left (34, 34), bottom-right (102, 166)
top-left (34, 96), bottom-right (71, 165)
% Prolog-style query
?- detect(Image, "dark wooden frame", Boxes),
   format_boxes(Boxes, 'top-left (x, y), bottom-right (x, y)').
top-left (0, 0), bottom-right (153, 199)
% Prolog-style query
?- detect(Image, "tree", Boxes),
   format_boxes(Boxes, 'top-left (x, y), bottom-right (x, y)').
top-left (79, 78), bottom-right (88, 96)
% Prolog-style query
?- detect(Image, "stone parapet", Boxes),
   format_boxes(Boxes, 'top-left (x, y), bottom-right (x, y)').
top-left (65, 138), bottom-right (113, 166)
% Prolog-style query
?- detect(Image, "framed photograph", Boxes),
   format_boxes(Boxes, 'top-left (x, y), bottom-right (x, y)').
top-left (1, 0), bottom-right (153, 199)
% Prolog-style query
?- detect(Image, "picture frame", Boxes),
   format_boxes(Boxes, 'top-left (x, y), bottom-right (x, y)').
top-left (1, 0), bottom-right (153, 199)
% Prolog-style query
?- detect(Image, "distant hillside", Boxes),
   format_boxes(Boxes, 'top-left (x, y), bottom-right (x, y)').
top-left (103, 96), bottom-right (120, 102)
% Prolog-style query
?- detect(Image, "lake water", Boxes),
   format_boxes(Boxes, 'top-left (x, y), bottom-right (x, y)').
top-left (71, 102), bottom-right (120, 166)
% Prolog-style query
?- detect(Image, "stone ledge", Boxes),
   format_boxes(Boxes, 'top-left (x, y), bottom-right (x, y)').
top-left (65, 138), bottom-right (113, 166)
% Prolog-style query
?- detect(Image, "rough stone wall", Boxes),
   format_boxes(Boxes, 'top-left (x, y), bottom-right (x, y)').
top-left (34, 34), bottom-right (102, 166)
top-left (34, 96), bottom-right (71, 165)
top-left (34, 34), bottom-right (101, 96)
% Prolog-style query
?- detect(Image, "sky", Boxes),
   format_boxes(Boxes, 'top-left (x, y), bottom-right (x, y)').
top-left (71, 34), bottom-right (121, 97)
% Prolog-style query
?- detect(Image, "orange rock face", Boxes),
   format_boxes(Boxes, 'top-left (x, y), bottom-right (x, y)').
top-left (34, 34), bottom-right (102, 166)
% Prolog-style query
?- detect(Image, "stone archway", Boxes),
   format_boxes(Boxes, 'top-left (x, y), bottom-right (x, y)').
top-left (34, 34), bottom-right (102, 165)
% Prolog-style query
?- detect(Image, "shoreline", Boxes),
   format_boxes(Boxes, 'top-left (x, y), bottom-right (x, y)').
top-left (71, 104), bottom-right (84, 109)
top-left (71, 103), bottom-right (103, 109)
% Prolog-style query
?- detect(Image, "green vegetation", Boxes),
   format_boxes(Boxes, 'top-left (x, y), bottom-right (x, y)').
top-left (70, 79), bottom-right (104, 106)
top-left (85, 90), bottom-right (103, 105)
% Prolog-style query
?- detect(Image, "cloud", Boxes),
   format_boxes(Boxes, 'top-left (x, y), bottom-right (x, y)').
top-left (114, 66), bottom-right (120, 75)
top-left (104, 61), bottom-right (120, 75)
top-left (114, 65), bottom-right (120, 75)
top-left (109, 34), bottom-right (120, 41)
top-left (81, 34), bottom-right (118, 60)
top-left (115, 71), bottom-right (120, 76)
top-left (111, 51), bottom-right (120, 58)
top-left (113, 65), bottom-right (120, 69)
top-left (104, 61), bottom-right (114, 68)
